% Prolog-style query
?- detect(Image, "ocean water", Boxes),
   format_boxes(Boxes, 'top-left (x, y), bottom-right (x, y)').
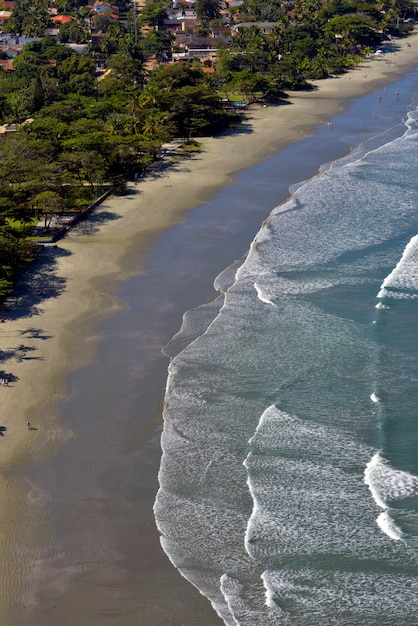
top-left (155, 79), bottom-right (418, 625)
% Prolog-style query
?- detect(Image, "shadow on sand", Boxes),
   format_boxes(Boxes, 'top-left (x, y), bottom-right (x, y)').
top-left (0, 206), bottom-right (123, 380)
top-left (0, 245), bottom-right (70, 322)
top-left (0, 246), bottom-right (72, 379)
top-left (0, 369), bottom-right (18, 383)
top-left (71, 209), bottom-right (122, 236)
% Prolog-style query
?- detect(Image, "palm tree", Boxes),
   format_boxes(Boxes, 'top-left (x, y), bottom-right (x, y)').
top-left (142, 111), bottom-right (172, 142)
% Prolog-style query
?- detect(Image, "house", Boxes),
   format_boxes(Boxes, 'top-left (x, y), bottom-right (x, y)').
top-left (163, 17), bottom-right (183, 33)
top-left (0, 58), bottom-right (14, 70)
top-left (44, 27), bottom-right (60, 36)
top-left (175, 33), bottom-right (214, 49)
top-left (92, 1), bottom-right (119, 15)
top-left (0, 35), bottom-right (41, 46)
top-left (231, 21), bottom-right (279, 34)
top-left (0, 44), bottom-right (22, 56)
top-left (0, 122), bottom-right (19, 135)
top-left (51, 15), bottom-right (74, 26)
top-left (211, 26), bottom-right (231, 38)
top-left (0, 10), bottom-right (11, 23)
top-left (64, 43), bottom-right (89, 53)
top-left (0, 119), bottom-right (33, 137)
top-left (172, 35), bottom-right (218, 61)
top-left (91, 11), bottom-right (119, 28)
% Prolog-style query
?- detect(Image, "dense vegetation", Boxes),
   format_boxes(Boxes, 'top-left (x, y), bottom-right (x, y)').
top-left (0, 0), bottom-right (415, 297)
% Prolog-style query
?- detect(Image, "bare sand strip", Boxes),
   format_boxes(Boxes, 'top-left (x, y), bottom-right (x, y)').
top-left (0, 31), bottom-right (416, 592)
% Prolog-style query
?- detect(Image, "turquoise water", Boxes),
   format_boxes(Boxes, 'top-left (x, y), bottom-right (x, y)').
top-left (155, 79), bottom-right (418, 624)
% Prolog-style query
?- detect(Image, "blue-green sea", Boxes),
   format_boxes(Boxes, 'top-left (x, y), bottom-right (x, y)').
top-left (155, 76), bottom-right (418, 624)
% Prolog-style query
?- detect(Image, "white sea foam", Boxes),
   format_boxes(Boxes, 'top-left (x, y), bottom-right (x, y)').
top-left (254, 282), bottom-right (275, 306)
top-left (370, 392), bottom-right (380, 403)
top-left (365, 452), bottom-right (418, 507)
top-left (220, 574), bottom-right (286, 626)
top-left (376, 511), bottom-right (403, 541)
top-left (263, 568), bottom-right (418, 623)
top-left (155, 99), bottom-right (418, 625)
top-left (219, 576), bottom-right (240, 626)
top-left (377, 233), bottom-right (418, 301)
top-left (405, 108), bottom-right (418, 137)
top-left (243, 406), bottom-right (394, 564)
top-left (375, 301), bottom-right (389, 309)
top-left (261, 571), bottom-right (275, 610)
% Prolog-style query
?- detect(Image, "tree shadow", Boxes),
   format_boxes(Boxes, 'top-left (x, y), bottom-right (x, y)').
top-left (0, 331), bottom-right (51, 383)
top-left (381, 41), bottom-right (402, 54)
top-left (0, 246), bottom-right (70, 321)
top-left (216, 119), bottom-right (254, 136)
top-left (123, 186), bottom-right (142, 196)
top-left (20, 328), bottom-right (52, 341)
top-left (0, 344), bottom-right (41, 362)
top-left (0, 370), bottom-right (18, 383)
top-left (71, 210), bottom-right (122, 236)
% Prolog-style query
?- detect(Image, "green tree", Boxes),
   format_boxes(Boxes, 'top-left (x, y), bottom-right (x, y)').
top-left (58, 54), bottom-right (97, 95)
top-left (239, 0), bottom-right (287, 22)
top-left (324, 14), bottom-right (381, 49)
top-left (4, 0), bottom-right (50, 36)
top-left (0, 229), bottom-right (33, 296)
top-left (140, 30), bottom-right (173, 62)
top-left (231, 25), bottom-right (270, 72)
top-left (59, 150), bottom-right (107, 190)
top-left (30, 75), bottom-right (45, 112)
top-left (107, 53), bottom-right (145, 86)
top-left (12, 52), bottom-right (42, 81)
top-left (57, 20), bottom-right (89, 44)
top-left (139, 0), bottom-right (169, 28)
top-left (167, 84), bottom-right (228, 137)
top-left (195, 0), bottom-right (222, 23)
top-left (32, 190), bottom-right (65, 230)
top-left (231, 69), bottom-right (269, 102)
top-left (142, 110), bottom-right (174, 141)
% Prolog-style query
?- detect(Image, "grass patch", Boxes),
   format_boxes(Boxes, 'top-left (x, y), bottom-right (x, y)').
top-left (6, 217), bottom-right (38, 237)
top-left (176, 140), bottom-right (202, 155)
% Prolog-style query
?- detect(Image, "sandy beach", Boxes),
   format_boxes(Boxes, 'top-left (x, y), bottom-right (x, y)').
top-left (0, 34), bottom-right (417, 625)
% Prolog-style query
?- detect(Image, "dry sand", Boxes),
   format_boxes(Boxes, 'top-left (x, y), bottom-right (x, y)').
top-left (0, 32), bottom-right (417, 618)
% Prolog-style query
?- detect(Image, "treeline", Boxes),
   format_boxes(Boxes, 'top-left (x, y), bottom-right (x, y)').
top-left (209, 0), bottom-right (413, 84)
top-left (0, 39), bottom-right (234, 297)
top-left (0, 0), bottom-right (415, 296)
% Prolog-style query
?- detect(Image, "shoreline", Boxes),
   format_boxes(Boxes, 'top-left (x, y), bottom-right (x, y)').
top-left (0, 33), bottom-right (417, 623)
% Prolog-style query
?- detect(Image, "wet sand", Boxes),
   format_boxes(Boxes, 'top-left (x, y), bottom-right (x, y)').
top-left (0, 35), bottom-right (417, 625)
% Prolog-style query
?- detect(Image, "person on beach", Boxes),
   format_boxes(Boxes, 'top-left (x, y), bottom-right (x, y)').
top-left (26, 421), bottom-right (31, 429)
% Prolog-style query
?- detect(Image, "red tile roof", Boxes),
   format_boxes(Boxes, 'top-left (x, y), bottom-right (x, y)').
top-left (0, 58), bottom-right (15, 70)
top-left (52, 14), bottom-right (73, 24)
